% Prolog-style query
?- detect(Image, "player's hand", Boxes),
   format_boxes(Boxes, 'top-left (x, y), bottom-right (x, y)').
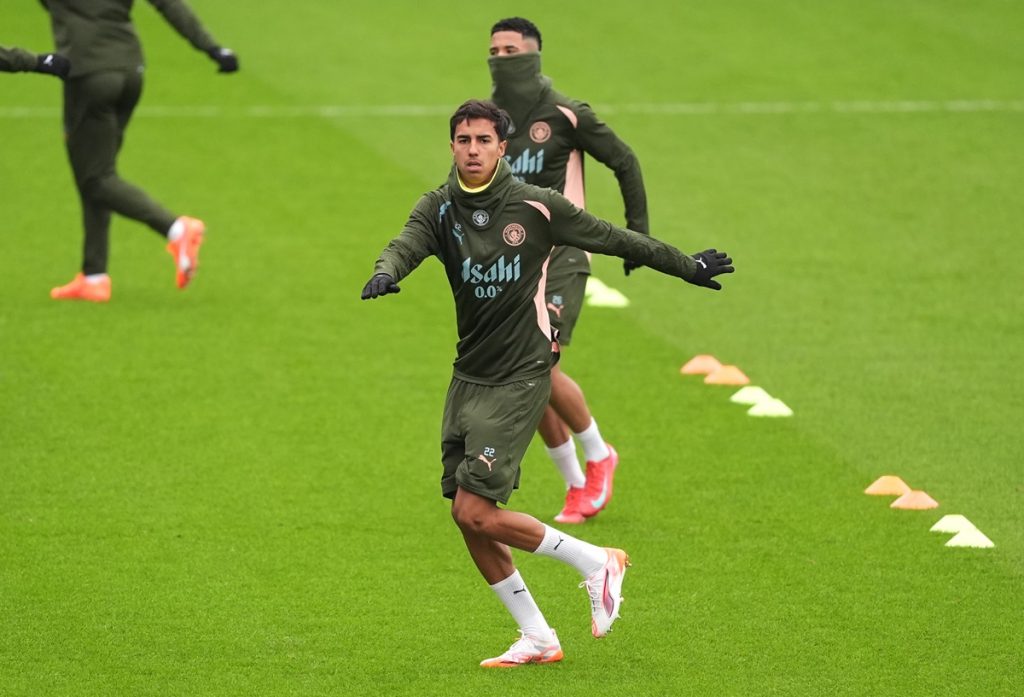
top-left (686, 249), bottom-right (734, 290)
top-left (360, 273), bottom-right (401, 300)
top-left (623, 259), bottom-right (643, 276)
top-left (208, 47), bottom-right (239, 73)
top-left (35, 53), bottom-right (70, 79)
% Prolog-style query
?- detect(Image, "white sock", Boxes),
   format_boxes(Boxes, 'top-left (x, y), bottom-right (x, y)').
top-left (490, 570), bottom-right (553, 642)
top-left (167, 218), bottom-right (185, 242)
top-left (545, 439), bottom-right (585, 488)
top-left (84, 273), bottom-right (109, 284)
top-left (533, 524), bottom-right (607, 577)
top-left (574, 419), bottom-right (610, 462)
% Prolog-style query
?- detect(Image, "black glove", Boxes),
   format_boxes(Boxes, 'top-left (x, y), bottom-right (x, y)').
top-left (34, 53), bottom-right (70, 79)
top-left (207, 47), bottom-right (239, 73)
top-left (623, 259), bottom-right (643, 276)
top-left (686, 249), bottom-right (734, 291)
top-left (360, 273), bottom-right (401, 300)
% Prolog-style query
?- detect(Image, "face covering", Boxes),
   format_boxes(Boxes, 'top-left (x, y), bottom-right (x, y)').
top-left (488, 52), bottom-right (550, 135)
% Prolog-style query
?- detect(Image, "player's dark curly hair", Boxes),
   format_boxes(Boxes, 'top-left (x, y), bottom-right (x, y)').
top-left (449, 100), bottom-right (511, 141)
top-left (490, 17), bottom-right (542, 50)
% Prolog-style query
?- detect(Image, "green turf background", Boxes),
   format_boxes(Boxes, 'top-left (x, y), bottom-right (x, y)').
top-left (2, 1), bottom-right (1022, 695)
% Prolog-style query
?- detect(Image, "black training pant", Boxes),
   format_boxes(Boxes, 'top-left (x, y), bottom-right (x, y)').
top-left (63, 69), bottom-right (176, 275)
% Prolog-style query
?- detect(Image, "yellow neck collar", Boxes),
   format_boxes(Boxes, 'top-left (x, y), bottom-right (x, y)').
top-left (457, 165), bottom-right (500, 193)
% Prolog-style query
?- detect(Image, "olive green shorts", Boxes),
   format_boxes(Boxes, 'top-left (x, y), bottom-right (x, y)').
top-left (440, 375), bottom-right (551, 504)
top-left (545, 272), bottom-right (589, 346)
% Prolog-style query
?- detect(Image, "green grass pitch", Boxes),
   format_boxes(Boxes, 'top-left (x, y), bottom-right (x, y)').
top-left (1, 1), bottom-right (1022, 694)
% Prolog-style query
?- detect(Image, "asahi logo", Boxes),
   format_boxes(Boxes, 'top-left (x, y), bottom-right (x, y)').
top-left (461, 255), bottom-right (521, 284)
top-left (507, 148), bottom-right (545, 176)
top-left (471, 209), bottom-right (489, 227)
top-left (502, 223), bottom-right (526, 247)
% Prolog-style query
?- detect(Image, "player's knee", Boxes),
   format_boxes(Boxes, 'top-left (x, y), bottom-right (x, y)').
top-left (79, 172), bottom-right (118, 203)
top-left (451, 499), bottom-right (493, 535)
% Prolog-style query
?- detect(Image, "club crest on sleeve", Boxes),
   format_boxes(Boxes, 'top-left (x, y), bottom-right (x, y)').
top-left (530, 121), bottom-right (552, 143)
top-left (472, 210), bottom-right (490, 227)
top-left (502, 223), bottom-right (527, 247)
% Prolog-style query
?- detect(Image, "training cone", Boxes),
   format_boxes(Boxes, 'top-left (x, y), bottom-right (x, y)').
top-left (585, 277), bottom-right (630, 308)
top-left (747, 399), bottom-right (793, 417)
top-left (730, 386), bottom-right (772, 405)
top-left (946, 528), bottom-right (995, 548)
top-left (681, 354), bottom-right (722, 375)
top-left (704, 365), bottom-right (750, 385)
top-left (864, 476), bottom-right (912, 496)
top-left (930, 515), bottom-right (975, 534)
top-left (890, 490), bottom-right (939, 510)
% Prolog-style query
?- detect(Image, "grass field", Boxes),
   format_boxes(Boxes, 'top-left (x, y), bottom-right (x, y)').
top-left (2, 1), bottom-right (1022, 695)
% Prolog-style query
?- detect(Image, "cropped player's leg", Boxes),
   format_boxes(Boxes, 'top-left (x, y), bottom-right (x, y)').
top-left (544, 272), bottom-right (618, 517)
top-left (548, 366), bottom-right (618, 518)
top-left (542, 273), bottom-right (594, 520)
top-left (538, 403), bottom-right (586, 524)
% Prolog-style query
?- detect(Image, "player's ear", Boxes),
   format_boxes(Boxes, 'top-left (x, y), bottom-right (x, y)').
top-left (497, 140), bottom-right (507, 158)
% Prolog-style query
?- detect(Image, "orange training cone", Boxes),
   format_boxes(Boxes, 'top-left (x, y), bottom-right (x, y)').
top-left (704, 365), bottom-right (750, 386)
top-left (891, 490), bottom-right (939, 510)
top-left (681, 354), bottom-right (722, 375)
top-left (864, 476), bottom-right (912, 496)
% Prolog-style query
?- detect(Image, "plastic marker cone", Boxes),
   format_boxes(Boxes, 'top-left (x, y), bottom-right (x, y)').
top-left (681, 354), bottom-right (722, 375)
top-left (704, 365), bottom-right (750, 385)
top-left (864, 476), bottom-right (912, 496)
top-left (930, 515), bottom-right (976, 534)
top-left (890, 490), bottom-right (939, 510)
top-left (583, 276), bottom-right (607, 300)
top-left (946, 527), bottom-right (994, 548)
top-left (730, 386), bottom-right (772, 405)
top-left (584, 277), bottom-right (630, 308)
top-left (747, 398), bottom-right (793, 417)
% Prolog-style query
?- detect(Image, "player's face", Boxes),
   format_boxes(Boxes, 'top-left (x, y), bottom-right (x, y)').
top-left (489, 31), bottom-right (539, 57)
top-left (451, 118), bottom-right (508, 187)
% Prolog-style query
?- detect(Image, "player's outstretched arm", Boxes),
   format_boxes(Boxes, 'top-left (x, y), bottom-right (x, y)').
top-left (547, 194), bottom-right (735, 289)
top-left (686, 249), bottom-right (734, 291)
top-left (360, 273), bottom-right (401, 300)
top-left (0, 47), bottom-right (69, 78)
top-left (147, 0), bottom-right (238, 73)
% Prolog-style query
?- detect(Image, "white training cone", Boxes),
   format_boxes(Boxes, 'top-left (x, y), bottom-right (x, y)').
top-left (585, 277), bottom-right (630, 308)
top-left (930, 515), bottom-right (976, 534)
top-left (747, 398), bottom-right (793, 417)
top-left (946, 528), bottom-right (995, 548)
top-left (730, 386), bottom-right (772, 405)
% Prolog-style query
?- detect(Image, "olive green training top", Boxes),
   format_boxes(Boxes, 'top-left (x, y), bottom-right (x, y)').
top-left (490, 52), bottom-right (649, 281)
top-left (39, 0), bottom-right (219, 79)
top-left (0, 46), bottom-right (42, 72)
top-left (373, 159), bottom-right (696, 386)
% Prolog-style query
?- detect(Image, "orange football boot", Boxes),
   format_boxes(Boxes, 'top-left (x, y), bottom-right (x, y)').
top-left (166, 216), bottom-right (206, 289)
top-left (50, 273), bottom-right (111, 303)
